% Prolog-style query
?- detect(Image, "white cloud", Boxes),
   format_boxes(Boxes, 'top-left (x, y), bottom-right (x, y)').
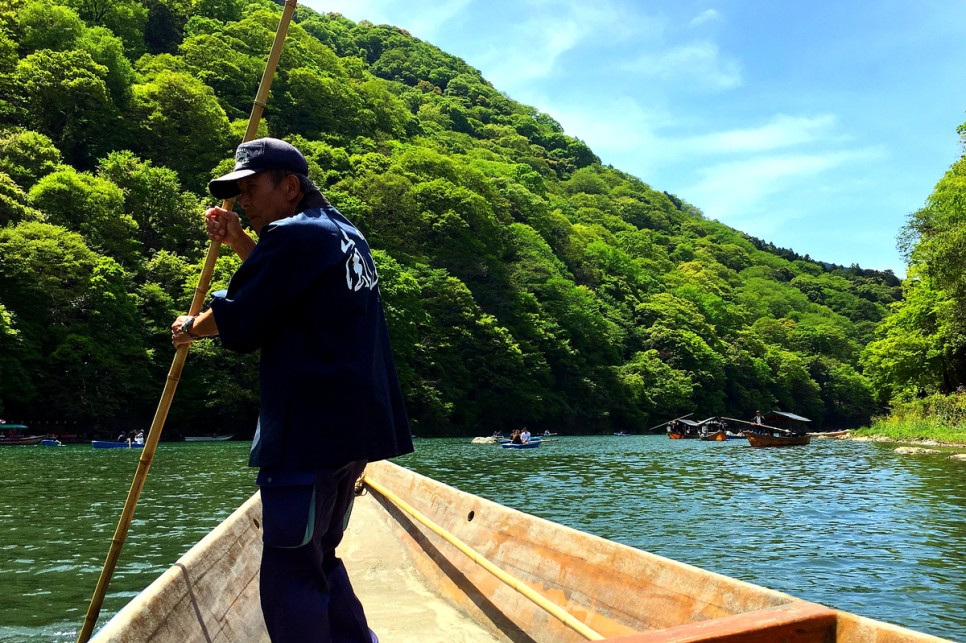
top-left (683, 150), bottom-right (879, 221)
top-left (689, 9), bottom-right (722, 27)
top-left (477, 3), bottom-right (662, 89)
top-left (306, 0), bottom-right (471, 42)
top-left (621, 41), bottom-right (742, 90)
top-left (682, 114), bottom-right (841, 155)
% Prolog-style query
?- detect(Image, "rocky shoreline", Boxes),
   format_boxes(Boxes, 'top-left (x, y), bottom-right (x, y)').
top-left (845, 433), bottom-right (966, 460)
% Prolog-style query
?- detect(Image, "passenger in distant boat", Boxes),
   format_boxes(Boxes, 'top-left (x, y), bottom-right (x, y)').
top-left (510, 429), bottom-right (523, 444)
top-left (520, 428), bottom-right (531, 444)
top-left (171, 138), bottom-right (413, 643)
top-left (134, 431), bottom-right (144, 445)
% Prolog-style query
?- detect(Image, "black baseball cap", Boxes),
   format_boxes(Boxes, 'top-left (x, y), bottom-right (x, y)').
top-left (208, 137), bottom-right (309, 199)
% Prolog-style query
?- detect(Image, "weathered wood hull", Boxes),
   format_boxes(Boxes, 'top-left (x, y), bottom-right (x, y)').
top-left (0, 435), bottom-right (46, 445)
top-left (92, 461), bottom-right (949, 642)
top-left (744, 431), bottom-right (811, 447)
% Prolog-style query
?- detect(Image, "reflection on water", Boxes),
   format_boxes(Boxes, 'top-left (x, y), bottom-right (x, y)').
top-left (395, 435), bottom-right (966, 641)
top-left (0, 436), bottom-right (963, 641)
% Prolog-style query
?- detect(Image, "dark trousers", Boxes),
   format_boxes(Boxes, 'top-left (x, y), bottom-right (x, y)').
top-left (259, 460), bottom-right (370, 642)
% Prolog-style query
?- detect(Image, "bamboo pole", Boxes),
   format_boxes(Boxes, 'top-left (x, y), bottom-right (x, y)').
top-left (644, 412), bottom-right (693, 433)
top-left (76, 3), bottom-right (298, 641)
top-left (363, 476), bottom-right (606, 641)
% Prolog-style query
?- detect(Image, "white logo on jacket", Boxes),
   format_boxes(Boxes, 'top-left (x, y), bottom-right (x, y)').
top-left (340, 229), bottom-right (377, 291)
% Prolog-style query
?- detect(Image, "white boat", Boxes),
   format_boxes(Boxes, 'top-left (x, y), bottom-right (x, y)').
top-left (184, 434), bottom-right (234, 442)
top-left (89, 461), bottom-right (950, 642)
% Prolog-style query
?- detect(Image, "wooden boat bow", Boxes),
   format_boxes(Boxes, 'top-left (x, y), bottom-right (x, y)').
top-left (91, 461), bottom-right (952, 642)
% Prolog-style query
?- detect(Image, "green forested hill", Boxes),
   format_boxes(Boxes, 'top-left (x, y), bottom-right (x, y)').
top-left (0, 0), bottom-right (904, 436)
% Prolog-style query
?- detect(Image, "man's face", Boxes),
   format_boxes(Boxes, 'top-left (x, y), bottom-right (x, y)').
top-left (237, 172), bottom-right (291, 234)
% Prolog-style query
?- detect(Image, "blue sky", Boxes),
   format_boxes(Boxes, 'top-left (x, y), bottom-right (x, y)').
top-left (307, 0), bottom-right (966, 276)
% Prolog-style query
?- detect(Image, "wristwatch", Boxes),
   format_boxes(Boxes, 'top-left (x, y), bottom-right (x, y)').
top-left (181, 316), bottom-right (197, 338)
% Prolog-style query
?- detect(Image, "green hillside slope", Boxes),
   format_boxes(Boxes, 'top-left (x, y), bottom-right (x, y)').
top-left (0, 0), bottom-right (903, 436)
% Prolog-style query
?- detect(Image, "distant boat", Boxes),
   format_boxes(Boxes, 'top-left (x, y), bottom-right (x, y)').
top-left (667, 418), bottom-right (702, 439)
top-left (613, 431), bottom-right (630, 436)
top-left (40, 438), bottom-right (63, 447)
top-left (0, 424), bottom-right (47, 446)
top-left (499, 436), bottom-right (542, 444)
top-left (500, 441), bottom-right (541, 449)
top-left (807, 430), bottom-right (849, 438)
top-left (699, 429), bottom-right (727, 441)
top-left (92, 440), bottom-right (144, 449)
top-left (184, 434), bottom-right (234, 442)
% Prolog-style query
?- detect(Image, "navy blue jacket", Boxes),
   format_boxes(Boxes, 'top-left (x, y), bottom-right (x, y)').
top-left (210, 197), bottom-right (412, 470)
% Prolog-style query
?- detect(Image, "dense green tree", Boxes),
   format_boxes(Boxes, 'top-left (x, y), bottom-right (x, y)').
top-left (15, 0), bottom-right (85, 55)
top-left (0, 130), bottom-right (62, 190)
top-left (97, 151), bottom-right (205, 256)
top-left (0, 172), bottom-right (44, 226)
top-left (862, 119), bottom-right (966, 406)
top-left (141, 0), bottom-right (189, 54)
top-left (0, 222), bottom-right (151, 423)
top-left (62, 0), bottom-right (148, 57)
top-left (28, 167), bottom-right (140, 266)
top-left (0, 301), bottom-right (34, 414)
top-left (12, 49), bottom-right (116, 166)
top-left (77, 26), bottom-right (136, 107)
top-left (272, 67), bottom-right (365, 140)
top-left (618, 350), bottom-right (694, 422)
top-left (179, 32), bottom-right (262, 118)
top-left (125, 70), bottom-right (233, 191)
top-left (861, 273), bottom-right (950, 403)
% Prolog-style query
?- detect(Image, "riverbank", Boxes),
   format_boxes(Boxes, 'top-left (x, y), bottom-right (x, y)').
top-left (854, 393), bottom-right (966, 446)
top-left (850, 420), bottom-right (966, 447)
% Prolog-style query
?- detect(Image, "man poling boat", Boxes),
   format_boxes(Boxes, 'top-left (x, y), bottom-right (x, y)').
top-left (78, 4), bottom-right (303, 640)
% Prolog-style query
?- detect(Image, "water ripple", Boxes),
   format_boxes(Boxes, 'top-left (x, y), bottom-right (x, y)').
top-left (0, 442), bottom-right (255, 642)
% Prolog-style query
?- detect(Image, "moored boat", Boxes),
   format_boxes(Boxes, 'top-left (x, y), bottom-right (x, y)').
top-left (744, 431), bottom-right (811, 447)
top-left (0, 424), bottom-right (47, 445)
top-left (807, 430), bottom-right (850, 438)
top-left (725, 411), bottom-right (813, 447)
top-left (667, 418), bottom-right (701, 439)
top-left (91, 461), bottom-right (949, 642)
top-left (184, 434), bottom-right (234, 442)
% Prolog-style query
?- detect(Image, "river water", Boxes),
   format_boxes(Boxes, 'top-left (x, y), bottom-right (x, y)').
top-left (0, 436), bottom-right (963, 641)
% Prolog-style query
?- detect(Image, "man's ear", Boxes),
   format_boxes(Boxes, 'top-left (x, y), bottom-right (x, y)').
top-left (286, 174), bottom-right (301, 195)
